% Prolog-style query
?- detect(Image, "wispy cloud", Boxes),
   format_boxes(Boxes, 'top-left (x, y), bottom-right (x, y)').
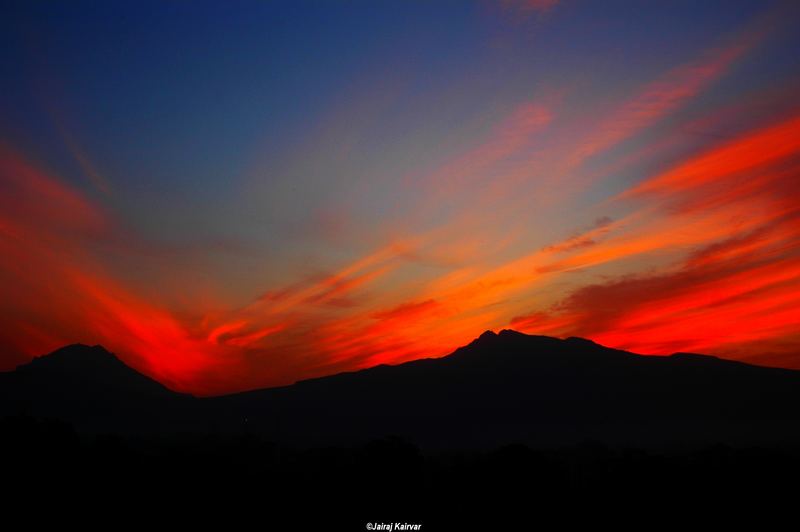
top-left (3, 4), bottom-right (798, 394)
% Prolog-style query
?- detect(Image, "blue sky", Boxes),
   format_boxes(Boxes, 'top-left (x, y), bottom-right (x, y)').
top-left (1, 1), bottom-right (799, 394)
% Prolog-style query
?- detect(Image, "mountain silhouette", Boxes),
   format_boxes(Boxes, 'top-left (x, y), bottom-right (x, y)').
top-left (3, 330), bottom-right (800, 447)
top-left (210, 329), bottom-right (800, 447)
top-left (3, 331), bottom-right (799, 527)
top-left (0, 344), bottom-right (193, 434)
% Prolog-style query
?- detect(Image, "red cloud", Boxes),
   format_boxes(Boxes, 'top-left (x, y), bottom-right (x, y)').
top-left (511, 109), bottom-right (800, 366)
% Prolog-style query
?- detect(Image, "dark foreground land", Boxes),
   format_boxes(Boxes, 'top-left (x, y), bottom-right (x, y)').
top-left (3, 413), bottom-right (798, 529)
top-left (3, 331), bottom-right (800, 527)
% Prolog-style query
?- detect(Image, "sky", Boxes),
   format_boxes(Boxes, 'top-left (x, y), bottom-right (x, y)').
top-left (1, 0), bottom-right (799, 395)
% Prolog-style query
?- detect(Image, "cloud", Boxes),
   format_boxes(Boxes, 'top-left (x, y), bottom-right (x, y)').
top-left (566, 32), bottom-right (764, 172)
top-left (624, 113), bottom-right (800, 199)
top-left (542, 216), bottom-right (616, 254)
top-left (413, 99), bottom-right (554, 199)
top-left (0, 146), bottom-right (240, 393)
top-left (3, 5), bottom-right (798, 394)
top-left (522, 234), bottom-right (800, 360)
top-left (508, 109), bottom-right (800, 363)
top-left (372, 299), bottom-right (441, 322)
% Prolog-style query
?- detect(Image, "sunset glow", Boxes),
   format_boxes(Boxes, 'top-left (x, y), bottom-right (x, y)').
top-left (1, 1), bottom-right (799, 394)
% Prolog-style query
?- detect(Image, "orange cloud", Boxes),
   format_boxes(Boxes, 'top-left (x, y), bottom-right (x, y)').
top-left (372, 299), bottom-right (441, 322)
top-left (625, 113), bottom-right (800, 198)
top-left (541, 216), bottom-right (616, 254)
top-left (0, 146), bottom-right (241, 393)
top-left (413, 100), bottom-right (553, 200)
top-left (509, 109), bottom-right (800, 365)
top-left (566, 31), bottom-right (763, 172)
top-left (3, 7), bottom-right (797, 396)
top-left (0, 145), bottom-right (108, 236)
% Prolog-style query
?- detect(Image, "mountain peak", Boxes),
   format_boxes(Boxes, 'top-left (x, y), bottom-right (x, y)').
top-left (5, 329), bottom-right (800, 446)
top-left (498, 328), bottom-right (523, 337)
top-left (478, 330), bottom-right (498, 340)
top-left (565, 336), bottom-right (599, 346)
top-left (12, 343), bottom-right (181, 398)
top-left (1, 344), bottom-right (190, 435)
top-left (43, 343), bottom-right (115, 359)
top-left (475, 329), bottom-right (529, 343)
top-left (20, 343), bottom-right (122, 373)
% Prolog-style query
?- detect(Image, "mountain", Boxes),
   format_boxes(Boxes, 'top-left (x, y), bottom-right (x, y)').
top-left (3, 331), bottom-right (800, 447)
top-left (0, 344), bottom-right (195, 434)
top-left (207, 329), bottom-right (800, 448)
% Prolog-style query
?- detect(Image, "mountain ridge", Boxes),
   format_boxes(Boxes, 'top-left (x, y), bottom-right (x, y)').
top-left (2, 330), bottom-right (800, 448)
